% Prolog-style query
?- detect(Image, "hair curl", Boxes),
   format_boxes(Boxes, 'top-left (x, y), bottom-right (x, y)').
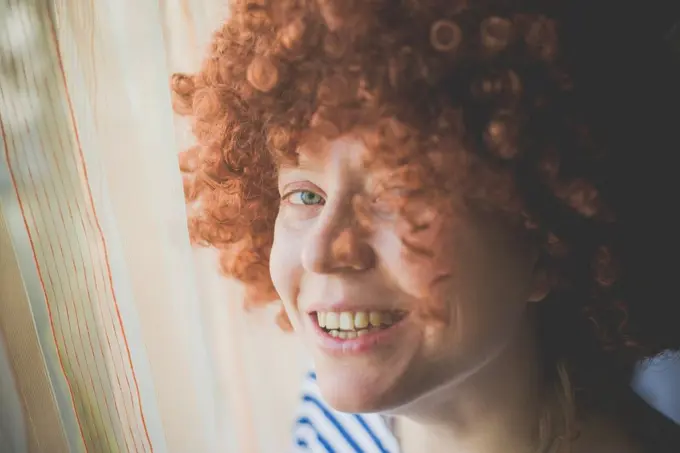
top-left (172, 0), bottom-right (680, 414)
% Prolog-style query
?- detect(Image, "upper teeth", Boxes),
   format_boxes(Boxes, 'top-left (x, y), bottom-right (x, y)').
top-left (316, 311), bottom-right (395, 331)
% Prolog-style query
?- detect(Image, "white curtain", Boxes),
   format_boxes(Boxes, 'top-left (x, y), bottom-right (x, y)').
top-left (0, 1), bottom-right (308, 452)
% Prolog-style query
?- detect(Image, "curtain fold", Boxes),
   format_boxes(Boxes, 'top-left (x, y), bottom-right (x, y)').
top-left (1, 1), bottom-right (167, 451)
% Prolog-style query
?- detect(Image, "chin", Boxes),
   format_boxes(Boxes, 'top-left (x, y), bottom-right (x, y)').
top-left (314, 364), bottom-right (412, 414)
top-left (317, 375), bottom-right (392, 413)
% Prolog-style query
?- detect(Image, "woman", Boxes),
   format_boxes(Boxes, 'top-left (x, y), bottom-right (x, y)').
top-left (172, 0), bottom-right (680, 451)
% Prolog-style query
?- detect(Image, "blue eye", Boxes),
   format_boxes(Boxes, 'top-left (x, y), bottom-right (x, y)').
top-left (288, 190), bottom-right (324, 206)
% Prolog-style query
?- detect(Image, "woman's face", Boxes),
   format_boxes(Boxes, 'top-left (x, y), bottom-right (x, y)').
top-left (269, 137), bottom-right (540, 413)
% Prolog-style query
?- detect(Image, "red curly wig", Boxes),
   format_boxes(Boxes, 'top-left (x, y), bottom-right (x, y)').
top-left (172, 0), bottom-right (680, 419)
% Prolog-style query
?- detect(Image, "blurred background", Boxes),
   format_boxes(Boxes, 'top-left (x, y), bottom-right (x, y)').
top-left (0, 1), bottom-right (678, 452)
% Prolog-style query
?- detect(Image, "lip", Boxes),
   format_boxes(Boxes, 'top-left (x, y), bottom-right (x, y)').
top-left (307, 311), bottom-right (411, 355)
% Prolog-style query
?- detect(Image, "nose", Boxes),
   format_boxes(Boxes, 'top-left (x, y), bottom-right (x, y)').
top-left (301, 201), bottom-right (376, 274)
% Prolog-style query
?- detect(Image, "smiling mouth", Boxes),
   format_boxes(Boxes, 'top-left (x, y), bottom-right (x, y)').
top-left (312, 310), bottom-right (408, 339)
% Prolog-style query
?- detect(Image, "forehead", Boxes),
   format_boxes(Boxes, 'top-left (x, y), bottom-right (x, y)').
top-left (277, 136), bottom-right (399, 195)
top-left (284, 136), bottom-right (370, 173)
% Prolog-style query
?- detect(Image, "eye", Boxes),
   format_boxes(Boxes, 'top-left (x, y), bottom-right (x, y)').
top-left (285, 190), bottom-right (325, 206)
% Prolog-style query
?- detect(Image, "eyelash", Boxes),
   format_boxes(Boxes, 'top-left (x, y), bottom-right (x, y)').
top-left (282, 189), bottom-right (326, 206)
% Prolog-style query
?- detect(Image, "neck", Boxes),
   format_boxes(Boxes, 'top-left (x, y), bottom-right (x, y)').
top-left (396, 318), bottom-right (558, 453)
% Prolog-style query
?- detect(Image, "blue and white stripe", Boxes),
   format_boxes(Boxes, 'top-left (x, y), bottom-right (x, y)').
top-left (292, 372), bottom-right (401, 453)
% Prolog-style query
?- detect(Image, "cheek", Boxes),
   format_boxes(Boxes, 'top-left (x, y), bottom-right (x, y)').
top-left (269, 220), bottom-right (303, 314)
top-left (376, 217), bottom-right (532, 349)
top-left (374, 222), bottom-right (456, 300)
top-left (436, 223), bottom-right (534, 353)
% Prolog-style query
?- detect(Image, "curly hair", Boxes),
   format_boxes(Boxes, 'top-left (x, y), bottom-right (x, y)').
top-left (172, 0), bottom-right (680, 414)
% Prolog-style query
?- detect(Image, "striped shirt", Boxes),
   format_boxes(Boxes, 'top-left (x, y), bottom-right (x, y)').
top-left (292, 372), bottom-right (401, 453)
